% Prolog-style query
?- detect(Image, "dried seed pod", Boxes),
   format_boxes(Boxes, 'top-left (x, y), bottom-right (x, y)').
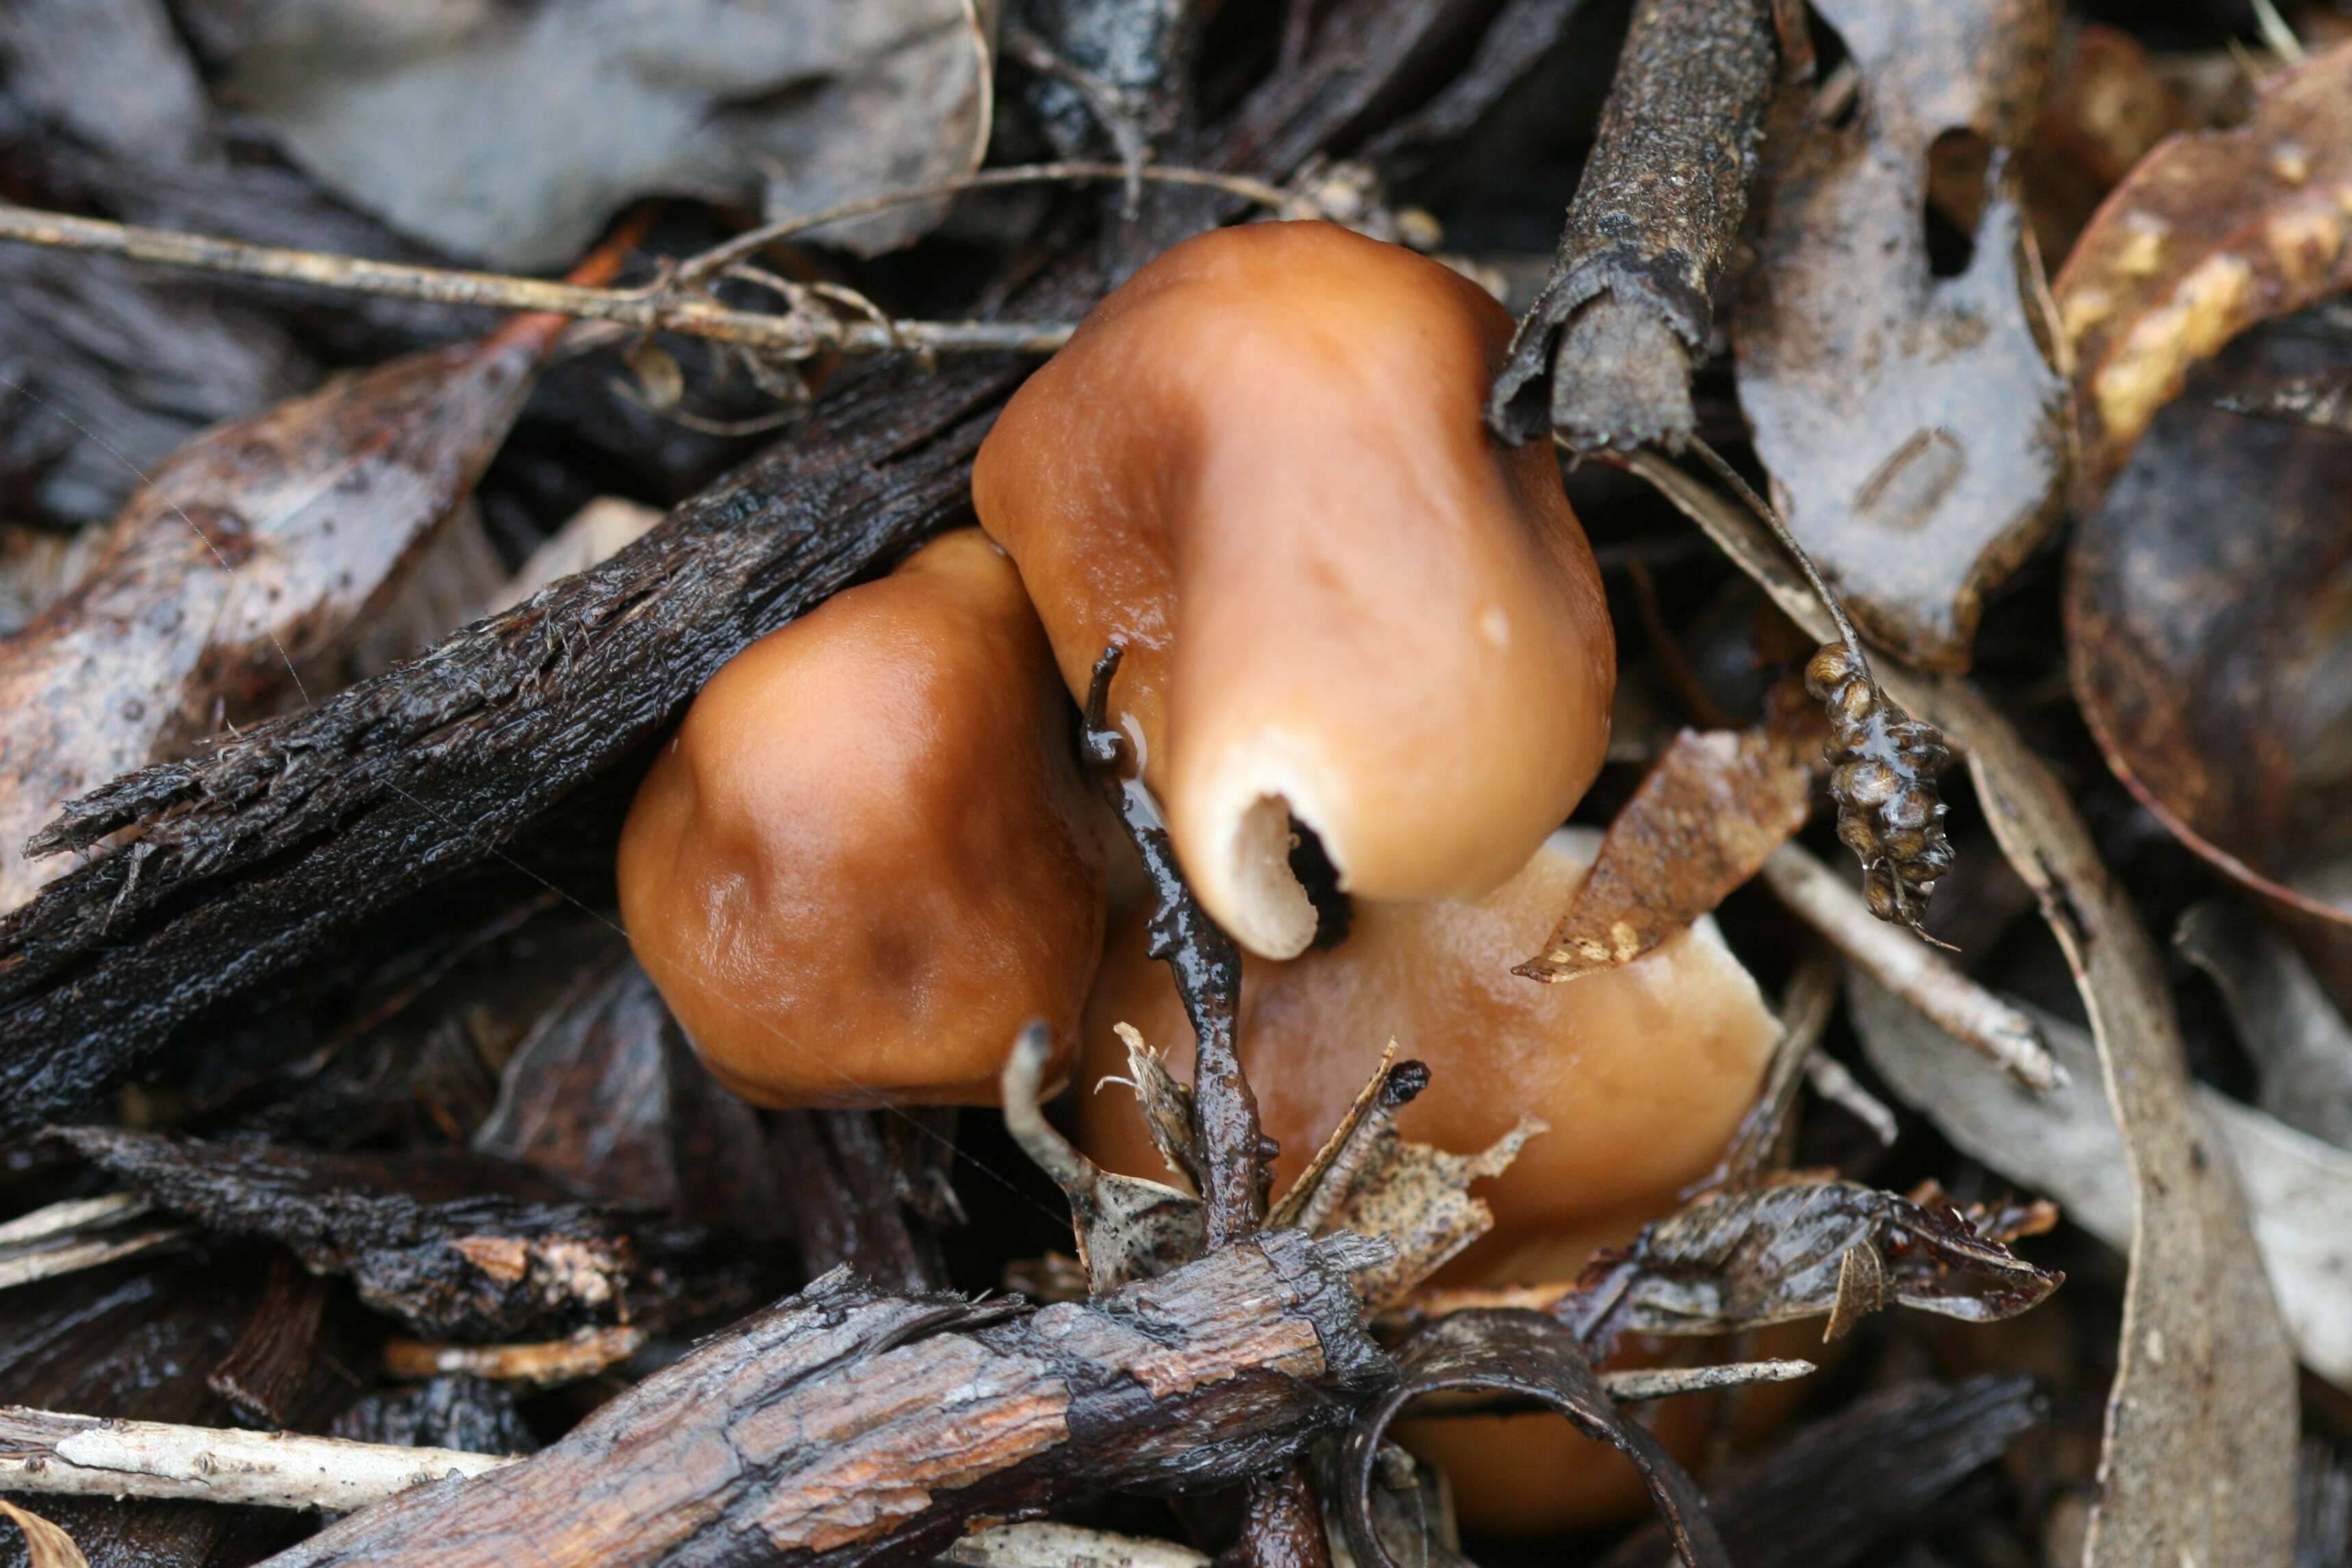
top-left (1805, 644), bottom-right (1954, 937)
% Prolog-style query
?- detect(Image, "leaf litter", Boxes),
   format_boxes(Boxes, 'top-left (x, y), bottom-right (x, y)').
top-left (0, 2), bottom-right (2342, 1565)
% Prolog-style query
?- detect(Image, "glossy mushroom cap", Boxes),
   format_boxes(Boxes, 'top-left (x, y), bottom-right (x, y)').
top-left (1073, 828), bottom-right (1782, 1531)
top-left (617, 529), bottom-right (1110, 1109)
top-left (974, 221), bottom-right (1614, 960)
top-left (1076, 829), bottom-right (1780, 1274)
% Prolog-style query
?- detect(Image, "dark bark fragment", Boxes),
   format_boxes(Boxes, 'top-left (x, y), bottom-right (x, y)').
top-left (473, 949), bottom-right (787, 1241)
top-left (767, 1109), bottom-right (946, 1294)
top-left (0, 0), bottom-right (1469, 1141)
top-left (1485, 0), bottom-right (1776, 451)
top-left (1339, 1309), bottom-right (1725, 1568)
top-left (1597, 1376), bottom-right (2047, 1568)
top-left (262, 1231), bottom-right (1393, 1568)
top-left (329, 1376), bottom-right (539, 1458)
top-left (206, 1250), bottom-right (333, 1429)
top-left (53, 1128), bottom-right (668, 1341)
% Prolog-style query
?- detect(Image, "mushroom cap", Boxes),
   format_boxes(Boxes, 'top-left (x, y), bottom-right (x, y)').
top-left (1074, 829), bottom-right (1780, 1275)
top-left (975, 220), bottom-right (1614, 959)
top-left (1073, 827), bottom-right (1784, 1533)
top-left (617, 528), bottom-right (1109, 1108)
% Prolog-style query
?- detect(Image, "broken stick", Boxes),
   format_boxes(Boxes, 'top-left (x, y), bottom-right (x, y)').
top-left (1486, 0), bottom-right (1779, 452)
top-left (264, 1237), bottom-right (1391, 1567)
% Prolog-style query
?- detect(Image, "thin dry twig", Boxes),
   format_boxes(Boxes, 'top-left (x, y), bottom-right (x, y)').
top-left (1761, 843), bottom-right (2064, 1091)
top-left (0, 163), bottom-right (1295, 366)
top-left (0, 201), bottom-right (1065, 359)
top-left (0, 1406), bottom-right (510, 1512)
top-left (1687, 952), bottom-right (1843, 1194)
top-left (381, 1326), bottom-right (647, 1389)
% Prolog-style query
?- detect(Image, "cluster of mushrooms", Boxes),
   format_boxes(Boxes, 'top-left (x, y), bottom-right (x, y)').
top-left (617, 221), bottom-right (1788, 1532)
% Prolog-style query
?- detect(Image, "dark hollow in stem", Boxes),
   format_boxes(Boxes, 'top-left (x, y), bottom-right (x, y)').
top-left (1083, 646), bottom-right (1268, 1248)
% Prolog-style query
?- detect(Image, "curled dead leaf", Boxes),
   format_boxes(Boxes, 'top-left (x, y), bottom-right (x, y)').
top-left (1735, 0), bottom-right (2069, 671)
top-left (1517, 711), bottom-right (1817, 983)
top-left (1567, 1178), bottom-right (2062, 1355)
top-left (2053, 37), bottom-right (2352, 503)
top-left (0, 1500), bottom-right (88, 1568)
top-left (1340, 1310), bottom-right (1728, 1568)
top-left (1000, 1023), bottom-right (1204, 1294)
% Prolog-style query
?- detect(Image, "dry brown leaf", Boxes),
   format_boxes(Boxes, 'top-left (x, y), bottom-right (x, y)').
top-left (1935, 680), bottom-right (2299, 1568)
top-left (1734, 0), bottom-right (2068, 672)
top-left (0, 315), bottom-right (566, 913)
top-left (2021, 23), bottom-right (2191, 262)
top-left (2053, 37), bottom-right (2352, 503)
top-left (1324, 1116), bottom-right (1544, 1312)
top-left (1517, 714), bottom-right (1816, 982)
top-left (0, 1500), bottom-right (88, 1568)
top-left (2064, 331), bottom-right (2352, 1003)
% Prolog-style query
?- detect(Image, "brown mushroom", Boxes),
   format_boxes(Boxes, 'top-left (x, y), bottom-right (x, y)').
top-left (1073, 828), bottom-right (1782, 1530)
top-left (974, 220), bottom-right (1615, 960)
top-left (616, 528), bottom-right (1109, 1108)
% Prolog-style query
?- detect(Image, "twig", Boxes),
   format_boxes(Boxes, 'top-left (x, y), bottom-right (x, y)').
top-left (1686, 952), bottom-right (1843, 1196)
top-left (0, 1194), bottom-right (185, 1292)
top-left (1240, 1463), bottom-right (1332, 1568)
top-left (942, 1523), bottom-right (1212, 1568)
top-left (0, 202), bottom-right (1065, 359)
top-left (0, 1194), bottom-right (148, 1247)
top-left (1486, 0), bottom-right (1777, 451)
top-left (0, 1403), bottom-right (1292, 1568)
top-left (1761, 844), bottom-right (2064, 1091)
top-left (0, 1228), bottom-right (186, 1291)
top-left (1683, 438), bottom-right (1863, 664)
top-left (0, 162), bottom-right (1296, 368)
top-left (0, 1406), bottom-right (509, 1512)
top-left (672, 162), bottom-right (1290, 283)
top-left (1083, 646), bottom-right (1268, 1248)
top-left (1804, 1054), bottom-right (1899, 1146)
top-left (266, 1244), bottom-right (1392, 1567)
top-left (1593, 1359), bottom-right (1817, 1403)
top-left (381, 1326), bottom-right (647, 1389)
